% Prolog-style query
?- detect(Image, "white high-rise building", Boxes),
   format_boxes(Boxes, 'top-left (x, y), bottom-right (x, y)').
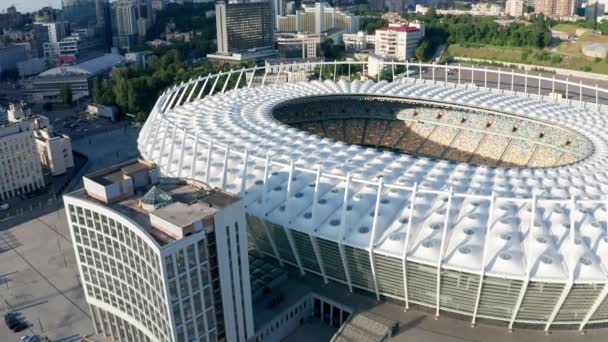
top-left (276, 2), bottom-right (359, 34)
top-left (374, 23), bottom-right (424, 61)
top-left (506, 0), bottom-right (525, 16)
top-left (64, 159), bottom-right (254, 342)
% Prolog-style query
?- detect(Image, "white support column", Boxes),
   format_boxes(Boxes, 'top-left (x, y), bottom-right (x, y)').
top-left (368, 178), bottom-right (384, 301)
top-left (161, 88), bottom-right (175, 112)
top-left (436, 188), bottom-right (453, 317)
top-left (260, 219), bottom-right (284, 266)
top-left (261, 68), bottom-right (268, 86)
top-left (457, 64), bottom-right (461, 85)
top-left (484, 67), bottom-right (488, 89)
top-left (177, 132), bottom-right (187, 178)
top-left (419, 62), bottom-right (422, 80)
top-left (176, 80), bottom-right (190, 106)
top-left (338, 173), bottom-right (354, 292)
top-left (262, 153), bottom-right (270, 213)
top-left (168, 83), bottom-right (184, 109)
top-left (579, 80), bottom-right (583, 105)
top-left (320, 63), bottom-right (324, 81)
top-left (348, 62), bottom-right (351, 79)
top-left (391, 61), bottom-right (395, 81)
top-left (197, 75), bottom-right (211, 99)
top-left (552, 76), bottom-right (556, 101)
top-left (275, 64), bottom-right (282, 85)
top-left (579, 283), bottom-right (608, 330)
top-left (186, 78), bottom-right (200, 103)
top-left (471, 192), bottom-right (496, 326)
top-left (189, 134), bottom-right (199, 179)
top-left (240, 149), bottom-right (249, 197)
top-left (209, 74), bottom-right (220, 95)
top-left (538, 73), bottom-right (542, 97)
top-left (204, 139), bottom-right (214, 183)
top-left (157, 123), bottom-right (171, 164)
top-left (310, 167), bottom-right (328, 284)
top-left (544, 196), bottom-right (576, 332)
top-left (235, 67), bottom-right (245, 89)
top-left (248, 67), bottom-right (256, 88)
top-left (511, 70), bottom-right (514, 93)
top-left (497, 68), bottom-right (501, 91)
top-left (444, 64), bottom-right (448, 85)
top-left (432, 66), bottom-right (435, 83)
top-left (565, 77), bottom-right (570, 102)
top-left (221, 70), bottom-right (232, 93)
top-left (402, 182), bottom-right (418, 311)
top-left (333, 60), bottom-right (337, 82)
top-left (509, 194), bottom-right (536, 330)
top-left (284, 160), bottom-right (305, 275)
top-left (471, 67), bottom-right (475, 86)
top-left (545, 282), bottom-right (573, 331)
top-left (220, 145), bottom-right (229, 191)
top-left (406, 63), bottom-right (409, 79)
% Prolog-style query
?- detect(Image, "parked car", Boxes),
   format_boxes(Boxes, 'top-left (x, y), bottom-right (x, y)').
top-left (0, 203), bottom-right (10, 211)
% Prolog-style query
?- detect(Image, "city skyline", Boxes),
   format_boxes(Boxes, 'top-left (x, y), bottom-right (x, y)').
top-left (8, 0), bottom-right (62, 13)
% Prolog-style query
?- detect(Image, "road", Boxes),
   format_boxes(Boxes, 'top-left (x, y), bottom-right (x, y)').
top-left (413, 63), bottom-right (608, 106)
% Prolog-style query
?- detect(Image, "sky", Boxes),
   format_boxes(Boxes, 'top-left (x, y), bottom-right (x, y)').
top-left (7, 0), bottom-right (62, 13)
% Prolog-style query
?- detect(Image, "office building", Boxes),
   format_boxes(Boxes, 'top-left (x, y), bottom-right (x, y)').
top-left (586, 0), bottom-right (605, 21)
top-left (0, 105), bottom-right (45, 201)
top-left (276, 2), bottom-right (359, 34)
top-left (215, 0), bottom-right (274, 55)
top-left (535, 0), bottom-right (576, 17)
top-left (374, 23), bottom-right (424, 61)
top-left (505, 0), bottom-right (526, 16)
top-left (33, 22), bottom-right (70, 58)
top-left (276, 32), bottom-right (321, 59)
top-left (62, 0), bottom-right (97, 28)
top-left (43, 28), bottom-right (102, 65)
top-left (343, 31), bottom-right (376, 52)
top-left (63, 159), bottom-right (254, 342)
top-left (111, 0), bottom-right (154, 50)
top-left (96, 0), bottom-right (113, 50)
top-left (25, 54), bottom-right (126, 103)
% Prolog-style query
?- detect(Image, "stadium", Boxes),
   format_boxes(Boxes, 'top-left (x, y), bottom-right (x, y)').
top-left (138, 62), bottom-right (608, 332)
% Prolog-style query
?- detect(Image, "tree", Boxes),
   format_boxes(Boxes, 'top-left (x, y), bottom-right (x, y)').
top-left (60, 85), bottom-right (73, 105)
top-left (92, 77), bottom-right (103, 104)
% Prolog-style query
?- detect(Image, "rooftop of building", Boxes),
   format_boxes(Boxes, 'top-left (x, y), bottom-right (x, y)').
top-left (377, 25), bottom-right (420, 33)
top-left (38, 53), bottom-right (126, 77)
top-left (71, 159), bottom-right (240, 246)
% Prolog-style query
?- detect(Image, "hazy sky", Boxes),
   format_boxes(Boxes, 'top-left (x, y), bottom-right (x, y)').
top-left (7, 0), bottom-right (62, 13)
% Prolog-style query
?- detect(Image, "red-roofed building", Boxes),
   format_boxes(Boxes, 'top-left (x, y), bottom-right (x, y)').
top-left (375, 22), bottom-right (425, 61)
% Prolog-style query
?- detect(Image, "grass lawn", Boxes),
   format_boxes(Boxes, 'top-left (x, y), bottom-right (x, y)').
top-left (551, 23), bottom-right (580, 34)
top-left (448, 44), bottom-right (608, 75)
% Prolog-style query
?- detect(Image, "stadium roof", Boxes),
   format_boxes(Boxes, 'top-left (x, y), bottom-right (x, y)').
top-left (139, 78), bottom-right (608, 283)
top-left (39, 54), bottom-right (126, 77)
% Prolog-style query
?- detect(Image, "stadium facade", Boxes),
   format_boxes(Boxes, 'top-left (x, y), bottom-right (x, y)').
top-left (138, 62), bottom-right (608, 331)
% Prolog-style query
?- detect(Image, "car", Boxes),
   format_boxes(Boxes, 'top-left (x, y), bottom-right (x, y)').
top-left (0, 203), bottom-right (9, 211)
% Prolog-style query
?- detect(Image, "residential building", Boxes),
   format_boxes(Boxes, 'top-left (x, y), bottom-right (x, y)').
top-left (343, 31), bottom-right (376, 52)
top-left (506, 0), bottom-right (526, 16)
top-left (374, 22), bottom-right (424, 61)
top-left (586, 0), bottom-right (605, 21)
top-left (24, 53), bottom-right (126, 103)
top-left (62, 0), bottom-right (97, 27)
top-left (471, 3), bottom-right (504, 15)
top-left (0, 105), bottom-right (45, 201)
top-left (276, 32), bottom-right (321, 59)
top-left (34, 126), bottom-right (74, 176)
top-left (111, 0), bottom-right (154, 50)
top-left (535, 0), bottom-right (576, 17)
top-left (33, 22), bottom-right (70, 57)
top-left (63, 159), bottom-right (255, 342)
top-left (43, 28), bottom-right (103, 65)
top-left (276, 2), bottom-right (359, 34)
